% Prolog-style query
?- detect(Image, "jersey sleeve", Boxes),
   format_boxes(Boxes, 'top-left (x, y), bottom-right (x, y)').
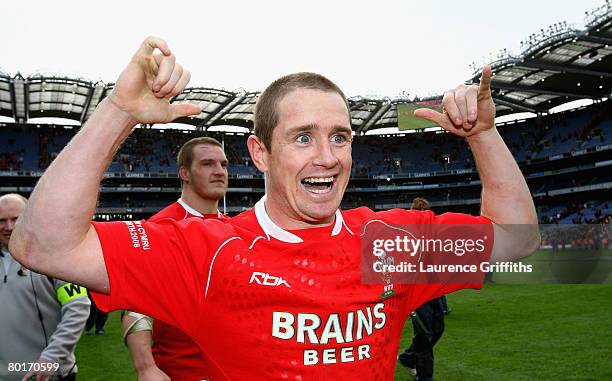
top-left (431, 211), bottom-right (492, 225)
top-left (385, 209), bottom-right (494, 314)
top-left (90, 218), bottom-right (213, 334)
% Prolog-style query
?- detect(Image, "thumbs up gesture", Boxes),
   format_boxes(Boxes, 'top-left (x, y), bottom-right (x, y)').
top-left (108, 36), bottom-right (201, 125)
top-left (415, 65), bottom-right (496, 138)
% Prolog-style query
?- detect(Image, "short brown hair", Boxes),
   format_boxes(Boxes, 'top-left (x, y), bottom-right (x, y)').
top-left (254, 72), bottom-right (350, 152)
top-left (177, 136), bottom-right (223, 170)
top-left (410, 197), bottom-right (431, 211)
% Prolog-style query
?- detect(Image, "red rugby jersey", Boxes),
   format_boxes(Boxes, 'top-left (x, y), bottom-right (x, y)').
top-left (148, 199), bottom-right (228, 381)
top-left (92, 197), bottom-right (492, 381)
top-left (150, 199), bottom-right (228, 223)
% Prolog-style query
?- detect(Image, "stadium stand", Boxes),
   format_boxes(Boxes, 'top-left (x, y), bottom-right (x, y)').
top-left (1, 98), bottom-right (610, 221)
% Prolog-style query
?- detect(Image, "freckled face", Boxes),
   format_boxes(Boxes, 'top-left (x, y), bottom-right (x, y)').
top-left (262, 88), bottom-right (353, 226)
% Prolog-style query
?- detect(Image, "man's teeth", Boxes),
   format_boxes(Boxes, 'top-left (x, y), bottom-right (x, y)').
top-left (303, 177), bottom-right (334, 184)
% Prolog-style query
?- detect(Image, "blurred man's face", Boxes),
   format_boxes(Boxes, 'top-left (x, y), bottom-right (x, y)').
top-left (0, 197), bottom-right (25, 247)
top-left (261, 88), bottom-right (352, 227)
top-left (181, 144), bottom-right (229, 201)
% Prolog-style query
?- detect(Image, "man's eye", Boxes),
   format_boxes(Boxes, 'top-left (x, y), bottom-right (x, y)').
top-left (332, 134), bottom-right (347, 143)
top-left (296, 134), bottom-right (311, 144)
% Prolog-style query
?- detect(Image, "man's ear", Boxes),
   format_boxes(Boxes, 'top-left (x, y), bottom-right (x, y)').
top-left (179, 166), bottom-right (190, 183)
top-left (247, 135), bottom-right (269, 172)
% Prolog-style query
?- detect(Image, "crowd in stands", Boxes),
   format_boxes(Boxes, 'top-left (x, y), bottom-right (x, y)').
top-left (0, 150), bottom-right (23, 171)
top-left (1, 101), bottom-right (610, 225)
top-left (539, 201), bottom-right (612, 225)
top-left (541, 223), bottom-right (610, 249)
top-left (1, 101), bottom-right (609, 178)
top-left (114, 129), bottom-right (189, 172)
top-left (37, 128), bottom-right (66, 169)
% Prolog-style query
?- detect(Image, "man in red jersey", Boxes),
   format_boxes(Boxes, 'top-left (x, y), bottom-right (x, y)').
top-left (10, 37), bottom-right (540, 380)
top-left (122, 136), bottom-right (229, 381)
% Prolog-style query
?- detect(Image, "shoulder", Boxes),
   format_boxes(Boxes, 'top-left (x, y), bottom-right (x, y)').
top-left (164, 209), bottom-right (262, 239)
top-left (342, 207), bottom-right (487, 225)
top-left (176, 210), bottom-right (264, 253)
top-left (227, 208), bottom-right (261, 233)
top-left (217, 213), bottom-right (232, 222)
top-left (342, 207), bottom-right (432, 225)
top-left (339, 208), bottom-right (440, 238)
top-left (149, 202), bottom-right (184, 222)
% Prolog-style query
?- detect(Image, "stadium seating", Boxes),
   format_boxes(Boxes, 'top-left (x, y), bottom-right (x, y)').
top-left (2, 103), bottom-right (610, 177)
top-left (1, 101), bottom-right (610, 223)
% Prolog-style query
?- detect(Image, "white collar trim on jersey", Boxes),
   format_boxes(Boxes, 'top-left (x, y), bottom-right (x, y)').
top-left (254, 195), bottom-right (344, 243)
top-left (177, 198), bottom-right (221, 218)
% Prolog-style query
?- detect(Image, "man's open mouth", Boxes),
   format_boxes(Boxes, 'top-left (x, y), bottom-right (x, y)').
top-left (301, 176), bottom-right (335, 194)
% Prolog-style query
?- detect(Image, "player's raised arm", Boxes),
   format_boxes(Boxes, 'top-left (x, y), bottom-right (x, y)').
top-left (414, 66), bottom-right (540, 262)
top-left (8, 37), bottom-right (200, 293)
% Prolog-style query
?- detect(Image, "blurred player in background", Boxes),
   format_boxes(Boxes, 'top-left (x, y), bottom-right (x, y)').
top-left (398, 197), bottom-right (448, 381)
top-left (122, 136), bottom-right (229, 381)
top-left (9, 37), bottom-right (539, 380)
top-left (85, 295), bottom-right (108, 335)
top-left (0, 194), bottom-right (90, 381)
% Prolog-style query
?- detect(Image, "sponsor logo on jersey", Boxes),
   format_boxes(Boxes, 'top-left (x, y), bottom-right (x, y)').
top-left (249, 272), bottom-right (291, 288)
top-left (271, 303), bottom-right (387, 365)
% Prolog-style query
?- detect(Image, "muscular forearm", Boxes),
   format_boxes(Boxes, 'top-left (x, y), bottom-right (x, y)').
top-left (127, 331), bottom-right (157, 374)
top-left (467, 128), bottom-right (540, 260)
top-left (9, 38), bottom-right (197, 291)
top-left (467, 128), bottom-right (537, 224)
top-left (123, 314), bottom-right (158, 374)
top-left (415, 66), bottom-right (540, 261)
top-left (10, 99), bottom-right (136, 269)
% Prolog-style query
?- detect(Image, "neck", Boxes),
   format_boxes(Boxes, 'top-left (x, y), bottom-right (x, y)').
top-left (263, 198), bottom-right (334, 231)
top-left (180, 188), bottom-right (220, 215)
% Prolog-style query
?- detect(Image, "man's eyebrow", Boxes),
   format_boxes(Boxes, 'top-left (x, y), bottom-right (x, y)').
top-left (284, 124), bottom-right (353, 136)
top-left (284, 124), bottom-right (317, 136)
top-left (331, 125), bottom-right (353, 135)
top-left (200, 158), bottom-right (227, 163)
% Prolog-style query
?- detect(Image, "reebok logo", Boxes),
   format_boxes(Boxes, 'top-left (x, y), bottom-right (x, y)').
top-left (249, 272), bottom-right (291, 288)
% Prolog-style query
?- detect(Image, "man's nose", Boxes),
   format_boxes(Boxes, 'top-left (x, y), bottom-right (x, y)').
top-left (313, 141), bottom-right (339, 168)
top-left (3, 219), bottom-right (16, 232)
top-left (213, 163), bottom-right (227, 176)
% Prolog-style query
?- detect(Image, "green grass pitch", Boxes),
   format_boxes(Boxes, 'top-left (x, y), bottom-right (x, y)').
top-left (75, 284), bottom-right (612, 380)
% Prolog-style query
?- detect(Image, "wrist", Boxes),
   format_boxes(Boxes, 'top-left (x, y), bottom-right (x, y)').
top-left (135, 360), bottom-right (157, 374)
top-left (466, 126), bottom-right (499, 145)
top-left (100, 97), bottom-right (139, 128)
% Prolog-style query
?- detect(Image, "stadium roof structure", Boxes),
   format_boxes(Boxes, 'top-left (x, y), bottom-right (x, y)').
top-left (1, 2), bottom-right (611, 132)
top-left (468, 1), bottom-right (612, 116)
